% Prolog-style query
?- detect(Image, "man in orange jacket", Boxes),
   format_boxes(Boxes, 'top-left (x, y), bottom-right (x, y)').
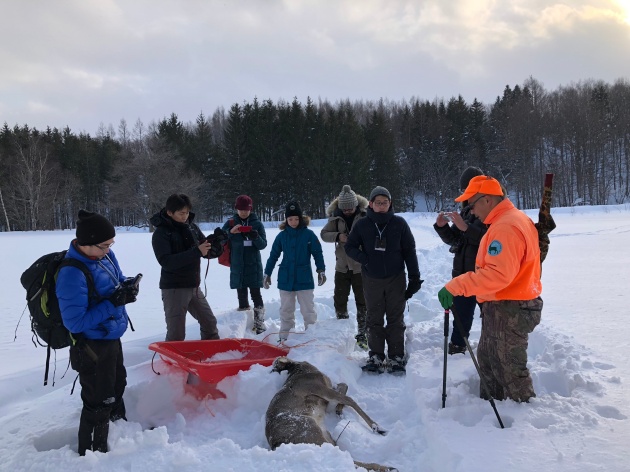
top-left (438, 175), bottom-right (543, 402)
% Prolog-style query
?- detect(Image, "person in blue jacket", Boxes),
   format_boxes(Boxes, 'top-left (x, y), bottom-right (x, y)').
top-left (56, 210), bottom-right (137, 456)
top-left (263, 201), bottom-right (326, 342)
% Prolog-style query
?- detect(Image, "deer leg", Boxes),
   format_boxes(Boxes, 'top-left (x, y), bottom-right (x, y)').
top-left (335, 383), bottom-right (348, 416)
top-left (310, 388), bottom-right (387, 435)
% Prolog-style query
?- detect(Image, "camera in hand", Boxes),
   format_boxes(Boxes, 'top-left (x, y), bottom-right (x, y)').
top-left (238, 226), bottom-right (253, 233)
top-left (206, 227), bottom-right (228, 243)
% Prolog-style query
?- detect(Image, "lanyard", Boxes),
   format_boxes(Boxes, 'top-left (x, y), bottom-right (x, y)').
top-left (375, 223), bottom-right (387, 239)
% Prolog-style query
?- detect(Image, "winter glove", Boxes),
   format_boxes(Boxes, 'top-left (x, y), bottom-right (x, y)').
top-left (263, 274), bottom-right (272, 289)
top-left (121, 274), bottom-right (142, 297)
top-left (109, 284), bottom-right (137, 307)
top-left (317, 270), bottom-right (327, 286)
top-left (248, 230), bottom-right (259, 240)
top-left (438, 286), bottom-right (454, 309)
top-left (405, 276), bottom-right (423, 300)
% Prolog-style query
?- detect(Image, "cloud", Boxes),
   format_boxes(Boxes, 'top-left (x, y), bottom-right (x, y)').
top-left (0, 0), bottom-right (628, 133)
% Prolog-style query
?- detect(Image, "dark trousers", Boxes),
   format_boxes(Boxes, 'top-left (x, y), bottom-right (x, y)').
top-left (450, 295), bottom-right (479, 346)
top-left (237, 287), bottom-right (264, 308)
top-left (162, 287), bottom-right (219, 341)
top-left (70, 339), bottom-right (127, 455)
top-left (362, 271), bottom-right (406, 360)
top-left (333, 270), bottom-right (366, 315)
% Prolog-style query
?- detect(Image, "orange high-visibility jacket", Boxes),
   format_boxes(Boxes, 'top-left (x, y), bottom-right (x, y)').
top-left (445, 199), bottom-right (542, 302)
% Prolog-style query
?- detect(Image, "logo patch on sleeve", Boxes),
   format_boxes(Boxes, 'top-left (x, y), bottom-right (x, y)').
top-left (488, 240), bottom-right (502, 256)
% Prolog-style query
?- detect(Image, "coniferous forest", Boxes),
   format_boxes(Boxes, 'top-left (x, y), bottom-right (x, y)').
top-left (1, 76), bottom-right (629, 232)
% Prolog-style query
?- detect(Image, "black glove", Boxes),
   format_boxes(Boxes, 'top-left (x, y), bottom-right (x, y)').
top-left (206, 227), bottom-right (228, 244)
top-left (206, 241), bottom-right (224, 259)
top-left (405, 276), bottom-right (423, 300)
top-left (248, 229), bottom-right (259, 240)
top-left (109, 284), bottom-right (137, 307)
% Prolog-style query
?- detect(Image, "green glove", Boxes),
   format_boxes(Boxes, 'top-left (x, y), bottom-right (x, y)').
top-left (438, 287), bottom-right (454, 309)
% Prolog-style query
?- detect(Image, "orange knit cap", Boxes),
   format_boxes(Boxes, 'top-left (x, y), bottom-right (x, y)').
top-left (455, 175), bottom-right (504, 202)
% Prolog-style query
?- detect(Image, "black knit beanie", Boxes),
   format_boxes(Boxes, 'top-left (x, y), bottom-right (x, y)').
top-left (285, 201), bottom-right (302, 219)
top-left (76, 210), bottom-right (116, 245)
top-left (460, 166), bottom-right (484, 191)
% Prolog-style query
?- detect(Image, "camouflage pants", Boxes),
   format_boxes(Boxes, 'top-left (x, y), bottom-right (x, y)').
top-left (477, 297), bottom-right (542, 402)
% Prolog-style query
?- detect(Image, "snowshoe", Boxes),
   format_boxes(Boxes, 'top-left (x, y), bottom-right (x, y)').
top-left (448, 342), bottom-right (466, 355)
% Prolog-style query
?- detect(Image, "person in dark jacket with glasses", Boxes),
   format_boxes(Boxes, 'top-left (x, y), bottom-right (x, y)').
top-left (345, 186), bottom-right (422, 375)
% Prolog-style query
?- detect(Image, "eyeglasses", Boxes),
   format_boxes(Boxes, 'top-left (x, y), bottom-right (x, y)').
top-left (467, 195), bottom-right (486, 211)
top-left (94, 241), bottom-right (115, 251)
top-left (372, 200), bottom-right (390, 207)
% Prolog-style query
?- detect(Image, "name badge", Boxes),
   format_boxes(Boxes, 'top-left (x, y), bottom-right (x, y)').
top-left (374, 237), bottom-right (386, 252)
top-left (244, 240), bottom-right (253, 247)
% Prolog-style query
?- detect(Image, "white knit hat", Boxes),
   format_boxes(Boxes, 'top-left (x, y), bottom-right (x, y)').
top-left (337, 185), bottom-right (358, 210)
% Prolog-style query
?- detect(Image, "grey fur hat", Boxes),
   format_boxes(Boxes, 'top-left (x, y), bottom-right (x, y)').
top-left (369, 186), bottom-right (391, 202)
top-left (337, 185), bottom-right (358, 210)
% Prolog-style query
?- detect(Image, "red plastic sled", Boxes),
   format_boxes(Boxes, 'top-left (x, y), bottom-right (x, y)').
top-left (148, 338), bottom-right (289, 386)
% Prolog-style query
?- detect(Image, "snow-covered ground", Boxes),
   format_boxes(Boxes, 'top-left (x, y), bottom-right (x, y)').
top-left (1, 204), bottom-right (629, 472)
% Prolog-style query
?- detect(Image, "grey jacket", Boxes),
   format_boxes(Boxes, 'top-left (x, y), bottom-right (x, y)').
top-left (320, 194), bottom-right (369, 273)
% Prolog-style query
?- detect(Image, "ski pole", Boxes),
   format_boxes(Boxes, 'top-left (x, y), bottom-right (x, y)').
top-left (450, 305), bottom-right (504, 429)
top-left (442, 309), bottom-right (449, 408)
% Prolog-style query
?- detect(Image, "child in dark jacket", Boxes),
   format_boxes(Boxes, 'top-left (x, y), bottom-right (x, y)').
top-left (222, 195), bottom-right (268, 333)
top-left (57, 210), bottom-right (137, 456)
top-left (263, 202), bottom-right (326, 342)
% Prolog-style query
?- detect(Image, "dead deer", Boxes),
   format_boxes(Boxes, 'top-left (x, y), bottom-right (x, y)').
top-left (265, 357), bottom-right (397, 472)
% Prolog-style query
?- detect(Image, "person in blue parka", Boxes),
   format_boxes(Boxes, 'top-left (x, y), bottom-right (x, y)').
top-left (56, 210), bottom-right (137, 456)
top-left (263, 201), bottom-right (326, 341)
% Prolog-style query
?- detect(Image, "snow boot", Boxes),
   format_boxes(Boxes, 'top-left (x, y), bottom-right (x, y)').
top-left (361, 354), bottom-right (385, 374)
top-left (253, 306), bottom-right (266, 334)
top-left (387, 356), bottom-right (406, 376)
top-left (336, 311), bottom-right (349, 319)
top-left (237, 305), bottom-right (251, 312)
top-left (448, 342), bottom-right (466, 355)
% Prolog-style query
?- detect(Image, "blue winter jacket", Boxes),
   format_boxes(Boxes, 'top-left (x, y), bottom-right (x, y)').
top-left (264, 223), bottom-right (325, 292)
top-left (56, 242), bottom-right (129, 340)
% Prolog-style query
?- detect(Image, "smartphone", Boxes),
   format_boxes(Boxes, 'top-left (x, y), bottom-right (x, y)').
top-left (239, 226), bottom-right (253, 233)
top-left (131, 273), bottom-right (143, 289)
top-left (443, 213), bottom-right (453, 222)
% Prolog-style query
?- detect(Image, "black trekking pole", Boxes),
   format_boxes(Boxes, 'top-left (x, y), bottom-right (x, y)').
top-left (442, 309), bottom-right (449, 408)
top-left (451, 305), bottom-right (505, 429)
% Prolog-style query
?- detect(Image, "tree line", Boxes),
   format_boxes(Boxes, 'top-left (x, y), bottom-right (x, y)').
top-left (1, 76), bottom-right (629, 232)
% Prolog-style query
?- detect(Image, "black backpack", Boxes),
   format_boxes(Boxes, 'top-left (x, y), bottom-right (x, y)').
top-left (20, 251), bottom-right (98, 385)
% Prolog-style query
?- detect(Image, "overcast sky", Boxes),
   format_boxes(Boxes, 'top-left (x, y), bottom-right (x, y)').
top-left (1, 0), bottom-right (629, 135)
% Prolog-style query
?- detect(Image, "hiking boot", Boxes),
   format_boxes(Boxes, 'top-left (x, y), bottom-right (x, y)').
top-left (237, 305), bottom-right (251, 312)
top-left (336, 311), bottom-right (349, 320)
top-left (448, 342), bottom-right (466, 355)
top-left (387, 356), bottom-right (406, 376)
top-left (253, 306), bottom-right (266, 334)
top-left (361, 355), bottom-right (385, 374)
top-left (355, 333), bottom-right (368, 350)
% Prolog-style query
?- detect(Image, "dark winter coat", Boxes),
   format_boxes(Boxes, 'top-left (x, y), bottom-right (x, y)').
top-left (264, 216), bottom-right (325, 292)
top-left (57, 242), bottom-right (129, 340)
top-left (433, 205), bottom-right (487, 278)
top-left (320, 194), bottom-right (369, 273)
top-left (150, 209), bottom-right (206, 289)
top-left (222, 212), bottom-right (267, 289)
top-left (346, 207), bottom-right (420, 280)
